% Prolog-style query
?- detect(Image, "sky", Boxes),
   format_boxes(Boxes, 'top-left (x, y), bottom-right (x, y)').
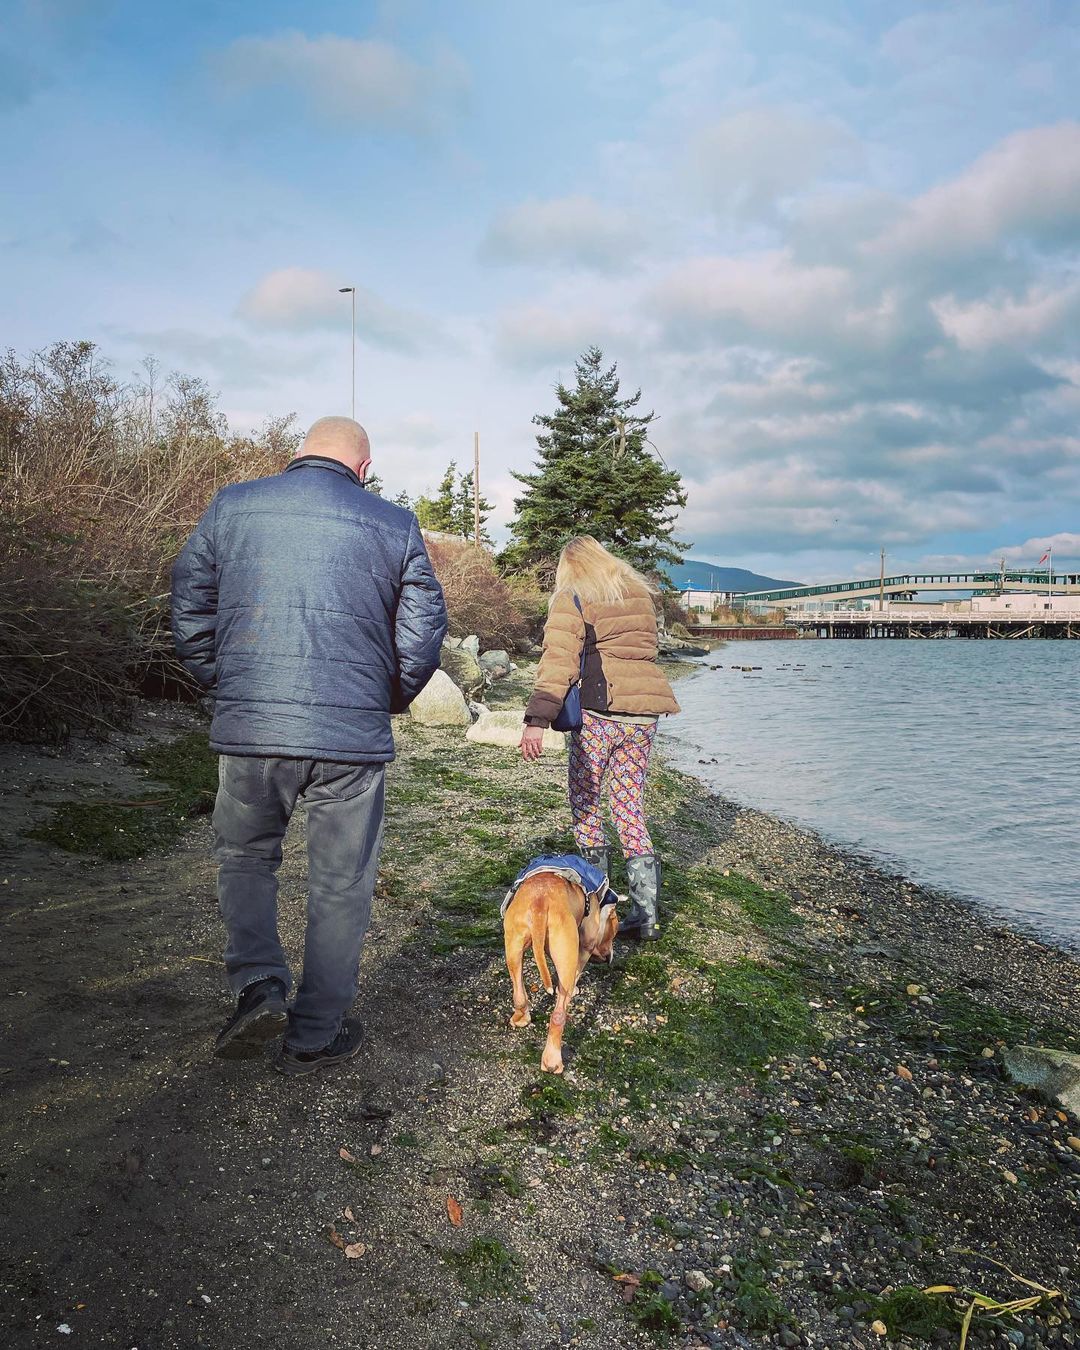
top-left (3, 0), bottom-right (1080, 583)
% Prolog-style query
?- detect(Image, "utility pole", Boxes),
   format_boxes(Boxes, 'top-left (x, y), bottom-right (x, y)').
top-left (473, 430), bottom-right (481, 548)
top-left (879, 547), bottom-right (885, 612)
top-left (338, 286), bottom-right (356, 419)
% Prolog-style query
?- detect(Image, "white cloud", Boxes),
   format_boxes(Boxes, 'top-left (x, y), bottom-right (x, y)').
top-left (481, 195), bottom-right (645, 273)
top-left (687, 106), bottom-right (860, 222)
top-left (866, 121), bottom-right (1080, 258)
top-left (236, 268), bottom-right (445, 353)
top-left (648, 251), bottom-right (853, 345)
top-left (210, 31), bottom-right (467, 133)
top-left (933, 280), bottom-right (1080, 350)
top-left (493, 301), bottom-right (629, 373)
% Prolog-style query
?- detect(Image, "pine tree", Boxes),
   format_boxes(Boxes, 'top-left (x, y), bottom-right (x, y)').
top-left (500, 347), bottom-right (687, 577)
top-left (452, 469), bottom-right (494, 544)
top-left (413, 461), bottom-right (457, 532)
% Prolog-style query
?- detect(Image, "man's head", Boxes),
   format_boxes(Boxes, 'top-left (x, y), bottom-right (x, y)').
top-left (296, 416), bottom-right (372, 480)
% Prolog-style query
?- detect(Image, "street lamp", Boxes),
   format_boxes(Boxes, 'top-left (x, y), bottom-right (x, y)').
top-left (338, 286), bottom-right (356, 419)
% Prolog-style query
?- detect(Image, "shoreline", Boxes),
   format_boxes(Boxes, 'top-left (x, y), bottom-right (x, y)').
top-left (665, 748), bottom-right (1080, 964)
top-left (3, 698), bottom-right (1080, 1348)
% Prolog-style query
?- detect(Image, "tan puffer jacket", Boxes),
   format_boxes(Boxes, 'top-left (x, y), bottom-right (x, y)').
top-left (523, 589), bottom-right (681, 728)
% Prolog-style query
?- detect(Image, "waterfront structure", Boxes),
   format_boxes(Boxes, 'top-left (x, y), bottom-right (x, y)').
top-left (681, 587), bottom-right (737, 617)
top-left (788, 597), bottom-right (1080, 639)
top-left (739, 570), bottom-right (1080, 608)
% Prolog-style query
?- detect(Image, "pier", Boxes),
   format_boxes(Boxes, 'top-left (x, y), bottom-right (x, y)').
top-left (787, 608), bottom-right (1080, 639)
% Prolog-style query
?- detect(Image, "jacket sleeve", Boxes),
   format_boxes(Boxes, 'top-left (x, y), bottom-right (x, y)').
top-left (390, 517), bottom-right (448, 714)
top-left (523, 591), bottom-right (585, 728)
top-left (170, 495), bottom-right (221, 690)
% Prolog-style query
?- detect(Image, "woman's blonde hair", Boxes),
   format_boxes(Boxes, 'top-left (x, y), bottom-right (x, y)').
top-left (553, 535), bottom-right (656, 607)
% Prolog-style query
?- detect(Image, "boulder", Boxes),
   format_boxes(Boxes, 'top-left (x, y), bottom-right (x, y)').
top-left (1003, 1046), bottom-right (1080, 1115)
top-left (408, 670), bottom-right (472, 726)
top-left (440, 644), bottom-right (485, 697)
top-left (461, 634), bottom-right (480, 659)
top-left (465, 709), bottom-right (566, 754)
top-left (479, 649), bottom-right (513, 679)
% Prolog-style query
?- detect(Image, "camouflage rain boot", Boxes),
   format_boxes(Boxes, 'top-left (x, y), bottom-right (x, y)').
top-left (620, 855), bottom-right (660, 941)
top-left (579, 845), bottom-right (610, 879)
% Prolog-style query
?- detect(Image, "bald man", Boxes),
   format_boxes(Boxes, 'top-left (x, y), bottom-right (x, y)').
top-left (171, 417), bottom-right (447, 1075)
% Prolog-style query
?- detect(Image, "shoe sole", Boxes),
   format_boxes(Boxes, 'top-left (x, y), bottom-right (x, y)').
top-left (273, 1038), bottom-right (364, 1078)
top-left (214, 1004), bottom-right (289, 1060)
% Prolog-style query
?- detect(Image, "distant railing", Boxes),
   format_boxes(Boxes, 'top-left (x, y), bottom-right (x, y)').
top-left (786, 608), bottom-right (1080, 625)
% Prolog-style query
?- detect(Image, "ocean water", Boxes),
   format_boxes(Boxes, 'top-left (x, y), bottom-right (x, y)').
top-left (660, 638), bottom-right (1080, 947)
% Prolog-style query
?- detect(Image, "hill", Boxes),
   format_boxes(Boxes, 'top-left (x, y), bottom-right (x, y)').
top-left (662, 559), bottom-right (802, 592)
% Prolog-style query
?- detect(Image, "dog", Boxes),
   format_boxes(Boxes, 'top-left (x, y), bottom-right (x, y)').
top-left (502, 870), bottom-right (619, 1074)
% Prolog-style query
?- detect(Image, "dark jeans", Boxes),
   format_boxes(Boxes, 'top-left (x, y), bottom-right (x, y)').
top-left (212, 756), bottom-right (385, 1051)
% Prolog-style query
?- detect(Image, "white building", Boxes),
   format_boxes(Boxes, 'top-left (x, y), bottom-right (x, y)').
top-left (682, 588), bottom-right (737, 616)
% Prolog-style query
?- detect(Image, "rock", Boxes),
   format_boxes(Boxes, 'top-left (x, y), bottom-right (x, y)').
top-left (408, 670), bottom-right (472, 726)
top-left (462, 634), bottom-right (480, 658)
top-left (684, 1269), bottom-right (713, 1293)
top-left (440, 645), bottom-right (485, 697)
top-left (479, 649), bottom-right (513, 678)
top-left (1003, 1046), bottom-right (1080, 1115)
top-left (466, 709), bottom-right (566, 754)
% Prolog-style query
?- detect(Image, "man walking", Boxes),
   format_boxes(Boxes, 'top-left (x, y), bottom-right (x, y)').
top-left (171, 417), bottom-right (447, 1074)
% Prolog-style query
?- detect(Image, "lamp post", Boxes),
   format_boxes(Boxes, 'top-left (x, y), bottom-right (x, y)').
top-left (338, 286), bottom-right (356, 419)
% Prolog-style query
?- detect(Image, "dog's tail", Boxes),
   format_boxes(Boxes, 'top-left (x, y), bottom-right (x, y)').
top-left (527, 898), bottom-right (554, 995)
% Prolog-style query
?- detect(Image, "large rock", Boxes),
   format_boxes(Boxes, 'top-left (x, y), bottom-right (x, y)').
top-left (461, 634), bottom-right (480, 659)
top-left (409, 670), bottom-right (472, 726)
top-left (440, 644), bottom-right (485, 697)
top-left (1003, 1045), bottom-right (1080, 1115)
top-left (465, 709), bottom-right (566, 754)
top-left (479, 649), bottom-right (513, 679)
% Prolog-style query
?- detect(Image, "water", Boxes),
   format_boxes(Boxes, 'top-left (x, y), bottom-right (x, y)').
top-left (660, 638), bottom-right (1080, 946)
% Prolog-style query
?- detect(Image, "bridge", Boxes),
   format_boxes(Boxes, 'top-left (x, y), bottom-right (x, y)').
top-left (737, 570), bottom-right (1080, 607)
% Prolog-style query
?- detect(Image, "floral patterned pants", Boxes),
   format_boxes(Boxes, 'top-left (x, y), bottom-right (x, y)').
top-left (568, 711), bottom-right (656, 858)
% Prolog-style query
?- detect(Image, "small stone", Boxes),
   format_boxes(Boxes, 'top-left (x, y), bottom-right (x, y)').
top-left (981, 1047), bottom-right (995, 1059)
top-left (685, 1269), bottom-right (713, 1293)
top-left (1067, 1137), bottom-right (1080, 1154)
top-left (1003, 1169), bottom-right (1019, 1184)
top-left (871, 1320), bottom-right (888, 1336)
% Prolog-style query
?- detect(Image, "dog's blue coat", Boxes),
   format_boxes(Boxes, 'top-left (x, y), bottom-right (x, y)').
top-left (501, 854), bottom-right (613, 917)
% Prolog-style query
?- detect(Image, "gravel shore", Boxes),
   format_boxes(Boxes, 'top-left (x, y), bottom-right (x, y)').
top-left (1, 688), bottom-right (1078, 1349)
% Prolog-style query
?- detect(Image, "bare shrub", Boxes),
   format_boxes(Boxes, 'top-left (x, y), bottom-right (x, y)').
top-left (426, 539), bottom-right (530, 652)
top-left (0, 342), bottom-right (299, 741)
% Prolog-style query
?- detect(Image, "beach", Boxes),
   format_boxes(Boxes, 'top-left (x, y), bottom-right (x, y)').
top-left (2, 673), bottom-right (1079, 1349)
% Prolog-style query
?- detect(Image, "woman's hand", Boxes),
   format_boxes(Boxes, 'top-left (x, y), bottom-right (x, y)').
top-left (520, 725), bottom-right (546, 761)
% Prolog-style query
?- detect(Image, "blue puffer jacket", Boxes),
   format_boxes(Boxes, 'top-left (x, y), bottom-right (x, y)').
top-left (170, 456), bottom-right (448, 762)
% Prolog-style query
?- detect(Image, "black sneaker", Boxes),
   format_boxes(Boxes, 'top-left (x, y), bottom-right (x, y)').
top-left (214, 977), bottom-right (288, 1060)
top-left (273, 1019), bottom-right (364, 1077)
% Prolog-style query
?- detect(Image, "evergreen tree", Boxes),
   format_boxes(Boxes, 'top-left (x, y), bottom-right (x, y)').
top-left (364, 472), bottom-right (383, 496)
top-left (413, 461), bottom-right (457, 532)
top-left (500, 347), bottom-right (687, 576)
top-left (452, 469), bottom-right (494, 544)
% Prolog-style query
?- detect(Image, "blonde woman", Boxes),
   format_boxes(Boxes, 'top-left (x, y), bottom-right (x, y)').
top-left (520, 536), bottom-right (680, 940)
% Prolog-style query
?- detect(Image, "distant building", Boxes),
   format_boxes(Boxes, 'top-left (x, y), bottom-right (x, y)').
top-left (682, 587), bottom-right (737, 616)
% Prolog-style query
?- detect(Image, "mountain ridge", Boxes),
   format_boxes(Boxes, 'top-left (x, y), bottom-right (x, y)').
top-left (662, 560), bottom-right (802, 592)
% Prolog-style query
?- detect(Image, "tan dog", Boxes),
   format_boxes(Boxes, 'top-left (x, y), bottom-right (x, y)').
top-left (503, 872), bottom-right (619, 1074)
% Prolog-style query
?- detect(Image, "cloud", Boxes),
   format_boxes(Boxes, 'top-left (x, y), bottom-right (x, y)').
top-left (493, 301), bottom-right (629, 373)
top-left (866, 121), bottom-right (1080, 259)
top-left (209, 31), bottom-right (467, 133)
top-left (237, 268), bottom-right (445, 353)
top-left (687, 106), bottom-right (861, 222)
top-left (933, 280), bottom-right (1080, 350)
top-left (480, 195), bottom-right (645, 273)
top-left (108, 326), bottom-right (326, 390)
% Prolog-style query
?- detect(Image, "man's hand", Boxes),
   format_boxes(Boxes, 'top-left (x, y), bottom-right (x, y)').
top-left (520, 725), bottom-right (546, 761)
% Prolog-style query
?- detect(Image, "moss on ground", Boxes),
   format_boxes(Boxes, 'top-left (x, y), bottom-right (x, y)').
top-left (577, 956), bottom-right (816, 1110)
top-left (845, 978), bottom-right (1080, 1066)
top-left (447, 1236), bottom-right (529, 1301)
top-left (25, 730), bottom-right (216, 861)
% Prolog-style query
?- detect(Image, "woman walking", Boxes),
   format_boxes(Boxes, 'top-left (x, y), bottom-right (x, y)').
top-left (520, 536), bottom-right (680, 940)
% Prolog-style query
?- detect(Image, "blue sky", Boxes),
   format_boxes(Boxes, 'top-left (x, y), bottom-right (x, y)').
top-left (4, 0), bottom-right (1080, 581)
